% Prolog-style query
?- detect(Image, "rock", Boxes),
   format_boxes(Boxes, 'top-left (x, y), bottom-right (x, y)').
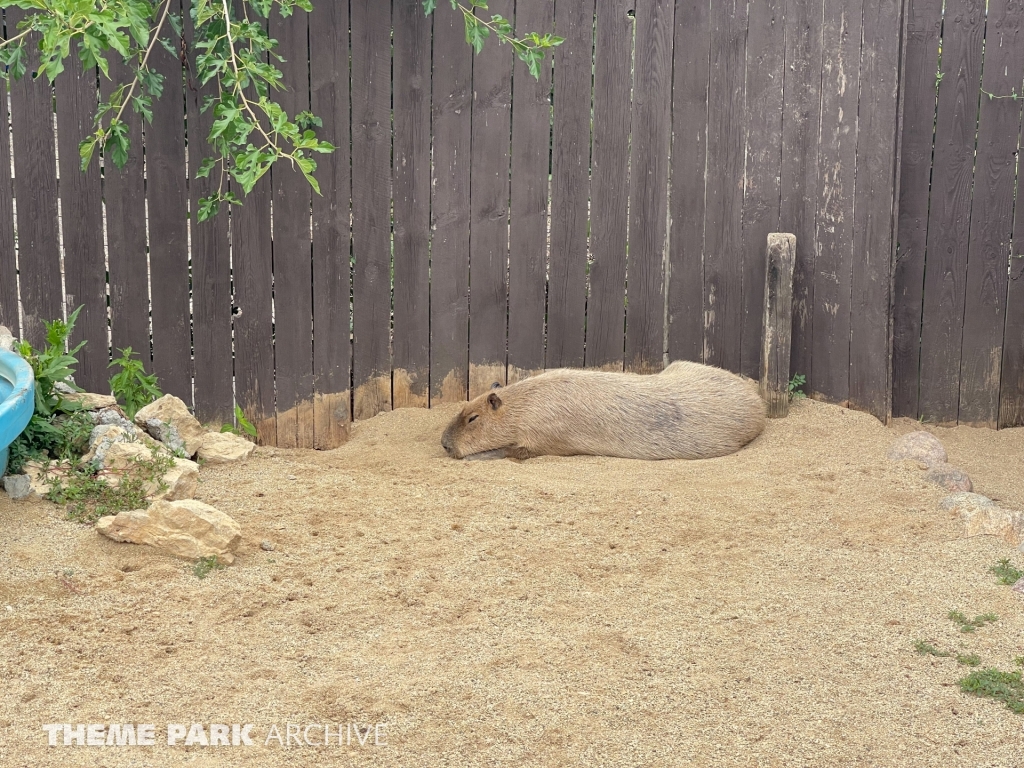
top-left (924, 463), bottom-right (973, 493)
top-left (20, 461), bottom-right (72, 497)
top-left (59, 391), bottom-right (117, 410)
top-left (0, 325), bottom-right (14, 352)
top-left (82, 425), bottom-right (132, 466)
top-left (2, 474), bottom-right (31, 500)
top-left (260, 540), bottom-right (275, 552)
top-left (941, 492), bottom-right (1024, 545)
top-left (95, 499), bottom-right (241, 564)
top-left (197, 432), bottom-right (255, 465)
top-left (887, 431), bottom-right (947, 467)
top-left (145, 418), bottom-right (185, 454)
top-left (1012, 577), bottom-right (1024, 597)
top-left (151, 459), bottom-right (200, 501)
top-left (134, 395), bottom-right (205, 457)
top-left (90, 407), bottom-right (134, 430)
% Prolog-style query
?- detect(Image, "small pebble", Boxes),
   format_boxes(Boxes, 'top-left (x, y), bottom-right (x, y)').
top-left (287, 474), bottom-right (297, 481)
top-left (260, 541), bottom-right (275, 552)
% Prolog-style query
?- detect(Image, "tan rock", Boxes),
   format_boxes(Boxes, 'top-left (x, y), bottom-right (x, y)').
top-left (21, 461), bottom-right (73, 497)
top-left (59, 391), bottom-right (117, 410)
top-left (941, 493), bottom-right (1024, 545)
top-left (198, 431), bottom-right (256, 464)
top-left (887, 431), bottom-right (947, 468)
top-left (95, 499), bottom-right (241, 564)
top-left (81, 425), bottom-right (131, 466)
top-left (134, 395), bottom-right (205, 457)
top-left (98, 443), bottom-right (195, 500)
top-left (151, 459), bottom-right (200, 501)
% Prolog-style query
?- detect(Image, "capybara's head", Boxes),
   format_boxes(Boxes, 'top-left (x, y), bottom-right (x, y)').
top-left (441, 385), bottom-right (512, 459)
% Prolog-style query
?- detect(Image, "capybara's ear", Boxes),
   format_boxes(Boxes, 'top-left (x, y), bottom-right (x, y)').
top-left (490, 381), bottom-right (502, 389)
top-left (487, 392), bottom-right (502, 410)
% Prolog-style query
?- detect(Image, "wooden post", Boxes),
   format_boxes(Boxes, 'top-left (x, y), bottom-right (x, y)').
top-left (760, 233), bottom-right (797, 417)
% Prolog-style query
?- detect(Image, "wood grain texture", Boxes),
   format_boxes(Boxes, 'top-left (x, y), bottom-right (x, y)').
top-left (7, 8), bottom-right (62, 347)
top-left (351, 0), bottom-right (392, 420)
top-left (703, 0), bottom-right (748, 372)
top-left (468, 0), bottom-right (514, 398)
top-left (780, 0), bottom-right (825, 394)
top-left (392, 0), bottom-right (431, 410)
top-left (507, 0), bottom-right (554, 377)
top-left (957, 0), bottom-right (1024, 427)
top-left (760, 233), bottom-right (796, 418)
top-left (0, 20), bottom-right (15, 334)
top-left (310, 0), bottom-right (351, 446)
top-left (850, 0), bottom-right (904, 421)
top-left (54, 63), bottom-right (107, 392)
top-left (667, 0), bottom-right (710, 364)
top-left (547, 0), bottom-right (594, 368)
top-left (918, 0), bottom-right (985, 424)
top-left (739, 0), bottom-right (785, 380)
top-left (430, 7), bottom-right (472, 403)
top-left (811, 0), bottom-right (863, 406)
top-left (1000, 133), bottom-right (1024, 427)
top-left (269, 8), bottom-right (314, 444)
top-left (185, 2), bottom-right (232, 421)
top-left (102, 56), bottom-right (150, 362)
top-left (586, 0), bottom-right (632, 370)
top-left (146, 39), bottom-right (191, 403)
top-left (625, 0), bottom-right (674, 373)
top-left (892, 0), bottom-right (942, 418)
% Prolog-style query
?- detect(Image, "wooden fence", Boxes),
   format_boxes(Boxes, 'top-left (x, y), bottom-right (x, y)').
top-left (2, 0), bottom-right (1017, 448)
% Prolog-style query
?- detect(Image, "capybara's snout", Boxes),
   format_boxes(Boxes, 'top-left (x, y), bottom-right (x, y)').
top-left (440, 429), bottom-right (454, 456)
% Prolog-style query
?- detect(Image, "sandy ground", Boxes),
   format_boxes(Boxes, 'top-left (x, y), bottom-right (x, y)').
top-left (1, 398), bottom-right (1024, 767)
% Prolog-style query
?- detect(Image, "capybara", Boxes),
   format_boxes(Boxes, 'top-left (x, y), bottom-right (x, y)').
top-left (440, 360), bottom-right (766, 460)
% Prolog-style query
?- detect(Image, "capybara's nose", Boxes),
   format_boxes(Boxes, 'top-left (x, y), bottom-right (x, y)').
top-left (441, 433), bottom-right (452, 454)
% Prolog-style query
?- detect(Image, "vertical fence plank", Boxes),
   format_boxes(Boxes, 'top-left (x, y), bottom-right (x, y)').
top-left (586, 0), bottom-right (633, 370)
top-left (310, 0), bottom-right (352, 446)
top-left (430, 8), bottom-right (472, 403)
top-left (585, 0), bottom-right (630, 372)
top-left (739, 0), bottom-right (785, 380)
top-left (892, 0), bottom-right (942, 418)
top-left (811, 0), bottom-right (863, 405)
top-left (703, 0), bottom-right (747, 372)
top-left (918, 0), bottom-right (985, 424)
top-left (392, 1), bottom-right (431, 409)
top-left (760, 233), bottom-right (797, 418)
top-left (269, 9), bottom-right (314, 445)
top-left (625, 0), bottom-right (674, 372)
top-left (55, 65), bottom-right (107, 392)
top-left (850, 0), bottom-right (904, 421)
top-left (184, 2), bottom-right (232, 422)
top-left (667, 0), bottom-right (709, 365)
top-left (0, 22), bottom-right (14, 333)
top-left (146, 40), bottom-right (192, 404)
top-left (547, 0), bottom-right (594, 369)
top-left (957, 0), bottom-right (1024, 427)
top-left (7, 8), bottom-right (61, 346)
top-left (507, 0), bottom-right (554, 383)
top-left (102, 57), bottom-right (150, 362)
top-left (780, 0), bottom-right (825, 388)
top-left (468, 0), bottom-right (514, 398)
top-left (351, 0), bottom-right (392, 420)
top-left (1001, 138), bottom-right (1024, 427)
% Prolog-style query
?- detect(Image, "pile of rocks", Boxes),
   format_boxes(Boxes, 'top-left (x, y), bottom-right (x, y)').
top-left (2, 393), bottom-right (254, 564)
top-left (888, 430), bottom-right (1024, 547)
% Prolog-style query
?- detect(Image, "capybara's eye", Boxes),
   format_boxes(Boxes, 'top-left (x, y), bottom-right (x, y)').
top-left (468, 415), bottom-right (478, 424)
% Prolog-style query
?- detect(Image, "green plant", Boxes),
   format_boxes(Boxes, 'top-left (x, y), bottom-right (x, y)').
top-left (948, 610), bottom-right (999, 633)
top-left (220, 404), bottom-right (257, 438)
top-left (193, 555), bottom-right (225, 579)
top-left (914, 640), bottom-right (952, 658)
top-left (7, 307), bottom-right (88, 474)
top-left (0, 2), bottom-right (558, 221)
top-left (957, 653), bottom-right (982, 667)
top-left (959, 668), bottom-right (1024, 714)
top-left (787, 373), bottom-right (806, 401)
top-left (46, 446), bottom-right (175, 523)
top-left (109, 347), bottom-right (163, 420)
top-left (990, 559), bottom-right (1024, 586)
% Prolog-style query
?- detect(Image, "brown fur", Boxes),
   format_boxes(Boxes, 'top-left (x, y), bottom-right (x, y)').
top-left (440, 361), bottom-right (766, 460)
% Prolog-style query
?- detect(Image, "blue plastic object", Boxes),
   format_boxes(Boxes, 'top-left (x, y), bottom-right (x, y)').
top-left (0, 349), bottom-right (35, 477)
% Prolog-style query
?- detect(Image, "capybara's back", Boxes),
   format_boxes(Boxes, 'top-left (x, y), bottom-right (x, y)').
top-left (441, 360), bottom-right (766, 460)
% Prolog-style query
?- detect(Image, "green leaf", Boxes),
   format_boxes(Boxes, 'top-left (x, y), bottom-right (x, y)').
top-left (422, 0), bottom-right (437, 14)
top-left (463, 13), bottom-right (489, 54)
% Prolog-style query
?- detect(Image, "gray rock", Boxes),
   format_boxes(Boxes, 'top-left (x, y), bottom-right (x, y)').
top-left (260, 540), bottom-right (275, 552)
top-left (887, 431), bottom-right (947, 467)
top-left (1013, 577), bottom-right (1024, 596)
top-left (146, 418), bottom-right (185, 453)
top-left (924, 463), bottom-right (972, 493)
top-left (0, 325), bottom-right (14, 352)
top-left (90, 408), bottom-right (135, 431)
top-left (2, 474), bottom-right (32, 500)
